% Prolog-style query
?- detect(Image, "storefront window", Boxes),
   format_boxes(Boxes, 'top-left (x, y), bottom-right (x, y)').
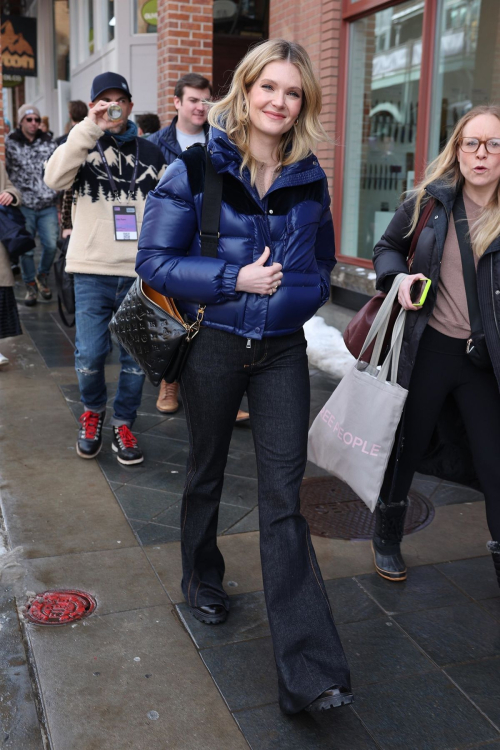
top-left (106, 0), bottom-right (115, 42)
top-left (429, 0), bottom-right (498, 159)
top-left (135, 0), bottom-right (158, 33)
top-left (341, 1), bottom-right (424, 260)
top-left (53, 0), bottom-right (70, 84)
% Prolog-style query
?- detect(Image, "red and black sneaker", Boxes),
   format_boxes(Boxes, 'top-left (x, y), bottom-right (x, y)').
top-left (111, 425), bottom-right (144, 465)
top-left (77, 410), bottom-right (104, 459)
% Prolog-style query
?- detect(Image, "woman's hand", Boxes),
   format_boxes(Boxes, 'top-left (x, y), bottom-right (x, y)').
top-left (0, 191), bottom-right (14, 207)
top-left (398, 272), bottom-right (427, 310)
top-left (235, 247), bottom-right (283, 295)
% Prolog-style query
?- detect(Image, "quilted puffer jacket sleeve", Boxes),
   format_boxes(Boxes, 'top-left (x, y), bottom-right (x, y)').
top-left (314, 181), bottom-right (336, 305)
top-left (136, 159), bottom-right (242, 304)
top-left (373, 199), bottom-right (414, 292)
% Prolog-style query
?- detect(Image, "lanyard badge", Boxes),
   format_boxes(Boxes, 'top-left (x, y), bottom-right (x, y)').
top-left (96, 138), bottom-right (140, 241)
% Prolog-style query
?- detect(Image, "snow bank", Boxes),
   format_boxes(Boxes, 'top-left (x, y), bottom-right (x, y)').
top-left (304, 315), bottom-right (355, 381)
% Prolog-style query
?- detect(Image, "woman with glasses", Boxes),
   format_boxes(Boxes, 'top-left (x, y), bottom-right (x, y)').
top-left (371, 105), bottom-right (500, 591)
top-left (137, 39), bottom-right (352, 714)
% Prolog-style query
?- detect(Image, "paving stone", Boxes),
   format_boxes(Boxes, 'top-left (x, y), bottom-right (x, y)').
top-left (155, 500), bottom-right (249, 535)
top-left (234, 703), bottom-right (378, 749)
top-left (224, 507), bottom-right (259, 535)
top-left (356, 564), bottom-right (469, 615)
top-left (446, 656), bottom-right (500, 727)
top-left (481, 598), bottom-right (500, 621)
top-left (353, 671), bottom-right (498, 750)
top-left (338, 617), bottom-right (436, 688)
top-left (200, 636), bottom-right (278, 711)
top-left (119, 461), bottom-right (188, 493)
top-left (435, 556), bottom-right (500, 600)
top-left (135, 522), bottom-right (181, 545)
top-left (95, 447), bottom-right (156, 485)
top-left (24, 547), bottom-right (167, 617)
top-left (325, 577), bottom-right (383, 624)
top-left (410, 476), bottom-right (440, 499)
top-left (146, 532), bottom-right (264, 603)
top-left (26, 605), bottom-right (248, 750)
top-left (395, 602), bottom-right (500, 666)
top-left (142, 415), bottom-right (189, 441)
top-left (177, 590), bottom-right (270, 648)
top-left (221, 474), bottom-right (258, 509)
top-left (0, 668), bottom-right (44, 749)
top-left (431, 482), bottom-right (484, 507)
top-left (114, 484), bottom-right (182, 522)
top-left (0, 587), bottom-right (27, 667)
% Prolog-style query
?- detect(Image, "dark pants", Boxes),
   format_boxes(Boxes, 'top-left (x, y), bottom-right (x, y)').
top-left (387, 325), bottom-right (500, 541)
top-left (179, 327), bottom-right (351, 714)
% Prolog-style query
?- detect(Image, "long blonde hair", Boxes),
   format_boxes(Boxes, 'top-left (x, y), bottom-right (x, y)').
top-left (409, 105), bottom-right (500, 257)
top-left (208, 39), bottom-right (326, 185)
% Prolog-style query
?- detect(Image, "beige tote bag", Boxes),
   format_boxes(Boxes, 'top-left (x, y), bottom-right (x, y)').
top-left (307, 274), bottom-right (408, 512)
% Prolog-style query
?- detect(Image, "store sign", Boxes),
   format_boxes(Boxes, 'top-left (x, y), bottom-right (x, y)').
top-left (3, 73), bottom-right (24, 88)
top-left (1, 16), bottom-right (37, 77)
top-left (141, 0), bottom-right (158, 27)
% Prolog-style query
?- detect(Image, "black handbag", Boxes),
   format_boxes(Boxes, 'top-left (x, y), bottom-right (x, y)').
top-left (53, 235), bottom-right (75, 327)
top-left (109, 147), bottom-right (223, 387)
top-left (0, 204), bottom-right (36, 263)
top-left (453, 192), bottom-right (492, 370)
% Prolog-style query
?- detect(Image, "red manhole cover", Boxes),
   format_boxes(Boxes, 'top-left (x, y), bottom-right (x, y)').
top-left (300, 476), bottom-right (435, 541)
top-left (25, 590), bottom-right (97, 626)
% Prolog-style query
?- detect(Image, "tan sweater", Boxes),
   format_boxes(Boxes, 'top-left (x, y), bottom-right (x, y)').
top-left (44, 118), bottom-right (165, 277)
top-left (428, 190), bottom-right (481, 339)
top-left (0, 161), bottom-right (21, 288)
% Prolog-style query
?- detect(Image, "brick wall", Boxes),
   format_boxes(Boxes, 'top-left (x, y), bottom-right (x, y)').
top-left (157, 0), bottom-right (213, 126)
top-left (270, 0), bottom-right (342, 192)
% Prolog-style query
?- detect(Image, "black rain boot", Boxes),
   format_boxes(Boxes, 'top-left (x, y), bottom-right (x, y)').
top-left (487, 541), bottom-right (500, 591)
top-left (372, 499), bottom-right (408, 582)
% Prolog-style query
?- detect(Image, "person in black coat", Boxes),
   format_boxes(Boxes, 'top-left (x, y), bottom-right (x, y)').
top-left (137, 39), bottom-right (352, 715)
top-left (371, 104), bottom-right (500, 590)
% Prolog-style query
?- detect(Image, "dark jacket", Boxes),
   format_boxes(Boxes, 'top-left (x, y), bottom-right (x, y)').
top-left (136, 127), bottom-right (335, 339)
top-left (5, 128), bottom-right (58, 211)
top-left (374, 179), bottom-right (500, 490)
top-left (148, 116), bottom-right (210, 165)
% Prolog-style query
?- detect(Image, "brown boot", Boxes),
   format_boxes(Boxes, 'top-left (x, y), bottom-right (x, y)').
top-left (156, 381), bottom-right (179, 413)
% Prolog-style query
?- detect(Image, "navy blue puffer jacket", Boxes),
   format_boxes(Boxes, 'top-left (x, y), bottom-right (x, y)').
top-left (136, 127), bottom-right (335, 339)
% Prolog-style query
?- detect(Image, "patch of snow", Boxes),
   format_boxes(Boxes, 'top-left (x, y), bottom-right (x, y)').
top-left (304, 316), bottom-right (355, 381)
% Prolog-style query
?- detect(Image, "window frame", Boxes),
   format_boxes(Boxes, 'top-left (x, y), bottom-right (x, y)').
top-left (333, 0), bottom-right (439, 265)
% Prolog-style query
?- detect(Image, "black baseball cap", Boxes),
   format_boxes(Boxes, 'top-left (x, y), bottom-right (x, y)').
top-left (90, 72), bottom-right (132, 102)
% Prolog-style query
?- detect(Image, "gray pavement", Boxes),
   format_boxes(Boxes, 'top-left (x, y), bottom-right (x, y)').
top-left (0, 280), bottom-right (499, 749)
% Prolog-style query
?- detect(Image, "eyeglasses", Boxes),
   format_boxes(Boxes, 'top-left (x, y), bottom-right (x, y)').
top-left (25, 117), bottom-right (41, 124)
top-left (459, 137), bottom-right (500, 155)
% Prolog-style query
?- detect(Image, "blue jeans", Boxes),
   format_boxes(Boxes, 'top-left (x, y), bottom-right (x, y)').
top-left (74, 274), bottom-right (145, 426)
top-left (19, 205), bottom-right (59, 283)
top-left (179, 327), bottom-right (351, 714)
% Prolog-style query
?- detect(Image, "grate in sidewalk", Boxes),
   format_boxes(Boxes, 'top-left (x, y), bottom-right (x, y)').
top-left (25, 590), bottom-right (97, 626)
top-left (300, 477), bottom-right (434, 541)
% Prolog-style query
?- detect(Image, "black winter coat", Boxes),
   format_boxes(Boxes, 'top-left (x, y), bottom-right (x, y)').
top-left (373, 180), bottom-right (500, 491)
top-left (148, 116), bottom-right (210, 165)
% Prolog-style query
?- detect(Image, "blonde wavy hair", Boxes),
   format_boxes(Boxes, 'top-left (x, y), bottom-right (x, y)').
top-left (408, 104), bottom-right (500, 257)
top-left (208, 39), bottom-right (327, 185)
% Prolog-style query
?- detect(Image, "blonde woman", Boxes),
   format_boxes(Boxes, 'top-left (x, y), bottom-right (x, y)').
top-left (372, 105), bottom-right (500, 591)
top-left (137, 39), bottom-right (352, 714)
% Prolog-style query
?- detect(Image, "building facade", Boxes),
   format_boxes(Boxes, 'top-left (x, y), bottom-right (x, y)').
top-left (1, 0), bottom-right (499, 294)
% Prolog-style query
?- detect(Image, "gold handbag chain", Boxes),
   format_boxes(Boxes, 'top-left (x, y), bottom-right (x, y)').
top-left (186, 305), bottom-right (206, 341)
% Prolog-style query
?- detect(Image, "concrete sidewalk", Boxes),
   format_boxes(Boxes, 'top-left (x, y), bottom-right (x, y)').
top-left (1, 291), bottom-right (499, 750)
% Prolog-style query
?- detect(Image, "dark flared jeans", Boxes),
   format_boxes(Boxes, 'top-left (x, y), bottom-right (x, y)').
top-left (179, 326), bottom-right (351, 714)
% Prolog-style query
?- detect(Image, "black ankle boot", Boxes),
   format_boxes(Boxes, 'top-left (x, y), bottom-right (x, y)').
top-left (487, 541), bottom-right (500, 590)
top-left (372, 499), bottom-right (408, 582)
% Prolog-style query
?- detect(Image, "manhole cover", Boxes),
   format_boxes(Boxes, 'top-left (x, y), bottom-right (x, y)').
top-left (300, 477), bottom-right (434, 541)
top-left (25, 590), bottom-right (96, 626)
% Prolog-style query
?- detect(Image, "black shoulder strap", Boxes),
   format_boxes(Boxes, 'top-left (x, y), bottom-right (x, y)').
top-left (200, 147), bottom-right (223, 258)
top-left (453, 192), bottom-right (482, 334)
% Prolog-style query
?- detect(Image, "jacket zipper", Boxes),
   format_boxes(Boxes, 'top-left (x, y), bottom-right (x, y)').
top-left (246, 339), bottom-right (251, 349)
top-left (491, 254), bottom-right (500, 341)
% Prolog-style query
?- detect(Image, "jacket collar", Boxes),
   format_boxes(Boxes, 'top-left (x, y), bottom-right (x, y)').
top-left (425, 179), bottom-right (462, 215)
top-left (159, 116), bottom-right (210, 156)
top-left (207, 126), bottom-right (326, 193)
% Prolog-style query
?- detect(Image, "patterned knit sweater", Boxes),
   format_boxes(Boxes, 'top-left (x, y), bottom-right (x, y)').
top-left (44, 117), bottom-right (166, 277)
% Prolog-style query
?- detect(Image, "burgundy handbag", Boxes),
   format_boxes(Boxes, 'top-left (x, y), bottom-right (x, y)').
top-left (343, 199), bottom-right (435, 363)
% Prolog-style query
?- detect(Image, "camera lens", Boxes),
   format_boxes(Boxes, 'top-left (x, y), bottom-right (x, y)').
top-left (107, 104), bottom-right (123, 121)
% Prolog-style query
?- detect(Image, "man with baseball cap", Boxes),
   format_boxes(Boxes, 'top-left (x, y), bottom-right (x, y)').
top-left (45, 72), bottom-right (166, 465)
top-left (5, 104), bottom-right (58, 305)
